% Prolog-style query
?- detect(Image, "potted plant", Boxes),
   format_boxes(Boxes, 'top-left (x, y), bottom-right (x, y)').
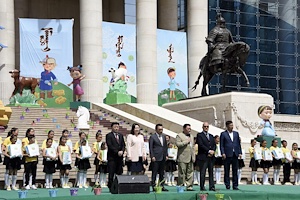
top-left (91, 184), bottom-right (102, 195)
top-left (199, 192), bottom-right (209, 200)
top-left (215, 192), bottom-right (225, 200)
top-left (153, 179), bottom-right (165, 193)
top-left (18, 188), bottom-right (28, 199)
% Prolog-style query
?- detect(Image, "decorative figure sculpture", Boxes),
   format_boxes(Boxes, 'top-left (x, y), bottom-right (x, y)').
top-left (76, 106), bottom-right (90, 130)
top-left (9, 69), bottom-right (39, 97)
top-left (192, 13), bottom-right (250, 96)
top-left (258, 105), bottom-right (276, 137)
top-left (67, 65), bottom-right (86, 102)
top-left (39, 55), bottom-right (58, 99)
top-left (109, 62), bottom-right (128, 84)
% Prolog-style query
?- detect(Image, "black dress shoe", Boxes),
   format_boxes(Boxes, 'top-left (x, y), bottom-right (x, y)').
top-left (226, 186), bottom-right (230, 190)
top-left (162, 187), bottom-right (169, 191)
top-left (233, 187), bottom-right (239, 190)
top-left (186, 188), bottom-right (195, 191)
top-left (209, 187), bottom-right (216, 191)
top-left (200, 188), bottom-right (207, 191)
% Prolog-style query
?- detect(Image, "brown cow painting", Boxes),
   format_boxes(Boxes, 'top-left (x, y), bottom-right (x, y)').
top-left (9, 69), bottom-right (39, 97)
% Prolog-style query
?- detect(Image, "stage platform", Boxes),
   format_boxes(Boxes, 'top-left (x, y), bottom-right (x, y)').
top-left (3, 184), bottom-right (300, 200)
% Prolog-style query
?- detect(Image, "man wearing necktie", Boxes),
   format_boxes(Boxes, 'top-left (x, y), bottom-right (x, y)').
top-left (196, 122), bottom-right (216, 191)
top-left (106, 122), bottom-right (125, 191)
top-left (220, 121), bottom-right (242, 190)
top-left (149, 124), bottom-right (168, 191)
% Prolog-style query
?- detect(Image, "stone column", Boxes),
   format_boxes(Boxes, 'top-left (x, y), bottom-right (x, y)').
top-left (15, 0), bottom-right (29, 69)
top-left (278, 0), bottom-right (297, 114)
top-left (136, 0), bottom-right (157, 104)
top-left (80, 0), bottom-right (103, 103)
top-left (0, 0), bottom-right (15, 104)
top-left (187, 0), bottom-right (208, 97)
top-left (157, 0), bottom-right (177, 31)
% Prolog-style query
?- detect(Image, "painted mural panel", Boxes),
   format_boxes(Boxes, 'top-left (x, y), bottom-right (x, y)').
top-left (102, 22), bottom-right (137, 104)
top-left (157, 29), bottom-right (188, 106)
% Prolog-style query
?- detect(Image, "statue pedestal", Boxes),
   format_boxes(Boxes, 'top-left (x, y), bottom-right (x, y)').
top-left (255, 136), bottom-right (281, 148)
top-left (163, 92), bottom-right (274, 145)
top-left (70, 101), bottom-right (90, 110)
top-left (105, 92), bottom-right (131, 105)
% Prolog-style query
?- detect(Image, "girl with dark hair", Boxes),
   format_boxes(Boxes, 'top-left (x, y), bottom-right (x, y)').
top-left (57, 136), bottom-right (72, 188)
top-left (73, 131), bottom-right (88, 186)
top-left (23, 135), bottom-right (38, 190)
top-left (97, 142), bottom-right (108, 187)
top-left (249, 139), bottom-right (260, 185)
top-left (92, 130), bottom-right (102, 185)
top-left (126, 123), bottom-right (146, 175)
top-left (75, 139), bottom-right (91, 188)
top-left (260, 140), bottom-right (272, 185)
top-left (2, 127), bottom-right (20, 189)
top-left (281, 140), bottom-right (293, 185)
top-left (270, 139), bottom-right (282, 185)
top-left (291, 143), bottom-right (300, 185)
top-left (214, 135), bottom-right (223, 184)
top-left (3, 135), bottom-right (21, 190)
top-left (21, 128), bottom-right (35, 187)
top-left (165, 135), bottom-right (177, 186)
top-left (42, 138), bottom-right (58, 188)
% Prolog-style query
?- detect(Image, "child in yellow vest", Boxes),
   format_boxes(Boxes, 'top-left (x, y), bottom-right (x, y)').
top-left (92, 131), bottom-right (103, 185)
top-left (57, 136), bottom-right (72, 188)
top-left (260, 140), bottom-right (272, 185)
top-left (291, 143), bottom-right (300, 185)
top-left (270, 139), bottom-right (282, 185)
top-left (249, 139), bottom-right (260, 185)
top-left (3, 135), bottom-right (22, 190)
top-left (23, 135), bottom-right (38, 190)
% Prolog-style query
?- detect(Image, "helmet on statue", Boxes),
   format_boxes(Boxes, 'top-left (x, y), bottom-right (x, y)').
top-left (216, 13), bottom-right (226, 27)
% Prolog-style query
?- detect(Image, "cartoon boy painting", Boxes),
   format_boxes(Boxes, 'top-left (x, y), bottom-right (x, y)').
top-left (167, 67), bottom-right (179, 100)
top-left (39, 55), bottom-right (58, 99)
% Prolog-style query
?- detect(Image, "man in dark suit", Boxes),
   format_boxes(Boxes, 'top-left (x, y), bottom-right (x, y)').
top-left (149, 124), bottom-right (168, 191)
top-left (106, 122), bottom-right (126, 190)
top-left (196, 122), bottom-right (216, 191)
top-left (220, 120), bottom-right (242, 190)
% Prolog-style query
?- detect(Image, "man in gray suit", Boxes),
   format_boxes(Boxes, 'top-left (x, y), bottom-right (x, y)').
top-left (176, 124), bottom-right (195, 191)
top-left (149, 124), bottom-right (168, 191)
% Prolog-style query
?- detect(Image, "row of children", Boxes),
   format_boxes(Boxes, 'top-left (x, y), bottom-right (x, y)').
top-left (249, 138), bottom-right (300, 185)
top-left (0, 128), bottom-right (109, 190)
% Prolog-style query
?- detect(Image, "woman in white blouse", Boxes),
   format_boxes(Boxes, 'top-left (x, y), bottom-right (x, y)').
top-left (126, 123), bottom-right (146, 175)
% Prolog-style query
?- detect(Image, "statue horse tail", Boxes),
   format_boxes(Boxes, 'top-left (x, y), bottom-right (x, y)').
top-left (191, 55), bottom-right (208, 91)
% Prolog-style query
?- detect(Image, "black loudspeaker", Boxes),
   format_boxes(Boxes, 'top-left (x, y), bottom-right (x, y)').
top-left (110, 175), bottom-right (150, 194)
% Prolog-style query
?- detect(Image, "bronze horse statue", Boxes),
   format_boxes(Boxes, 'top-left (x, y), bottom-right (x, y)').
top-left (192, 41), bottom-right (250, 96)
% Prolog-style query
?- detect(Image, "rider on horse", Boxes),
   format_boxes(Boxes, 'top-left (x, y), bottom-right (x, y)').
top-left (206, 13), bottom-right (234, 72)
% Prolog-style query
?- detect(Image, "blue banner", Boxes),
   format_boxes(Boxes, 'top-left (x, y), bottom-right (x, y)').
top-left (19, 18), bottom-right (73, 85)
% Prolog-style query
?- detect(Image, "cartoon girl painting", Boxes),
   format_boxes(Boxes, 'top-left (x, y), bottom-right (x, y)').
top-left (167, 67), bottom-right (179, 100)
top-left (67, 65), bottom-right (85, 102)
top-left (258, 105), bottom-right (276, 137)
top-left (39, 55), bottom-right (58, 99)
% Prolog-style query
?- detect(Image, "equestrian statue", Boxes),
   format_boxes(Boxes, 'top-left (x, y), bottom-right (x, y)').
top-left (192, 13), bottom-right (250, 96)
